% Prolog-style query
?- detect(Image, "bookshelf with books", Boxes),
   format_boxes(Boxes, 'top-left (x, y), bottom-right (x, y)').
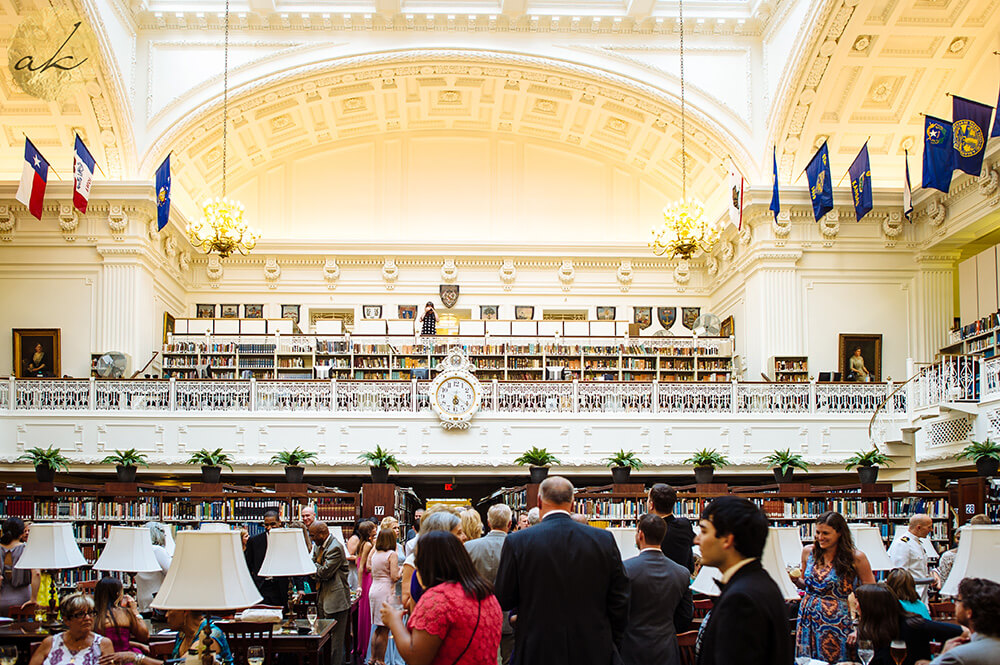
top-left (768, 356), bottom-right (809, 382)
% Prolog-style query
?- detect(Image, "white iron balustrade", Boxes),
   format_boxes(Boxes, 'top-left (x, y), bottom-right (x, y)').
top-left (658, 382), bottom-right (732, 413)
top-left (736, 383), bottom-right (810, 413)
top-left (174, 381), bottom-right (252, 411)
top-left (336, 381), bottom-right (412, 412)
top-left (255, 380), bottom-right (331, 412)
top-left (577, 382), bottom-right (652, 413)
top-left (982, 356), bottom-right (1000, 401)
top-left (815, 383), bottom-right (891, 414)
top-left (14, 379), bottom-right (90, 410)
top-left (94, 380), bottom-right (171, 411)
top-left (490, 381), bottom-right (575, 413)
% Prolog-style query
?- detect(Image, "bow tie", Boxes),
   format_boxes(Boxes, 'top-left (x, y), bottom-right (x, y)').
top-left (714, 579), bottom-right (727, 592)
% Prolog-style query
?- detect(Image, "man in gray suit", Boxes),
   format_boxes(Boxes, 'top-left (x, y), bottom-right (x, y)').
top-left (931, 577), bottom-right (1000, 665)
top-left (465, 503), bottom-right (514, 665)
top-left (621, 514), bottom-right (694, 665)
top-left (309, 521), bottom-right (350, 665)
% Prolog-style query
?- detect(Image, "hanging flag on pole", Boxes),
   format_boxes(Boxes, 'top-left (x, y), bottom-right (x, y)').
top-left (922, 115), bottom-right (953, 193)
top-left (805, 141), bottom-right (834, 222)
top-left (993, 82), bottom-right (1000, 138)
top-left (73, 134), bottom-right (96, 214)
top-left (769, 147), bottom-right (780, 222)
top-left (952, 95), bottom-right (992, 176)
top-left (728, 162), bottom-right (745, 230)
top-left (903, 151), bottom-right (913, 222)
top-left (15, 138), bottom-right (49, 220)
top-left (848, 142), bottom-right (873, 222)
top-left (155, 155), bottom-right (171, 231)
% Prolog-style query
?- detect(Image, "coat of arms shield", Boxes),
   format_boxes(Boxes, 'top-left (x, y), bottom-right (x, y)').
top-left (681, 306), bottom-right (701, 330)
top-left (634, 307), bottom-right (652, 330)
top-left (439, 284), bottom-right (459, 308)
top-left (657, 307), bottom-right (676, 330)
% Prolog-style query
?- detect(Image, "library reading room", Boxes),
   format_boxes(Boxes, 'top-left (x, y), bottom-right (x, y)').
top-left (2, 1), bottom-right (1000, 665)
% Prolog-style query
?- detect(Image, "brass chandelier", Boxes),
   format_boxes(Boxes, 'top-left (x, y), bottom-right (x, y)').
top-left (649, 0), bottom-right (719, 260)
top-left (185, 0), bottom-right (259, 259)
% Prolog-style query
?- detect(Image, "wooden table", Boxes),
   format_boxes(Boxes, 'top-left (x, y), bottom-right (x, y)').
top-left (0, 623), bottom-right (54, 665)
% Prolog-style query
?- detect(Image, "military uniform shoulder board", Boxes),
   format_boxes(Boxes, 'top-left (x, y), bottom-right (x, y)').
top-left (901, 536), bottom-right (910, 542)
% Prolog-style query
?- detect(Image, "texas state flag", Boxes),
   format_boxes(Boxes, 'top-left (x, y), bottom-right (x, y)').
top-left (73, 134), bottom-right (96, 214)
top-left (15, 138), bottom-right (49, 220)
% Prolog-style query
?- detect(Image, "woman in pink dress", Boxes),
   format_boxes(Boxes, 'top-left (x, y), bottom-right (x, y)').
top-left (368, 528), bottom-right (402, 665)
top-left (354, 521), bottom-right (377, 663)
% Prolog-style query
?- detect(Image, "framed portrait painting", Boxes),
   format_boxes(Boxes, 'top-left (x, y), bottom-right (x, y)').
top-left (244, 304), bottom-right (263, 319)
top-left (596, 306), bottom-right (616, 321)
top-left (281, 304), bottom-right (300, 323)
top-left (13, 328), bottom-right (60, 378)
top-left (196, 304), bottom-right (215, 319)
top-left (398, 305), bottom-right (417, 320)
top-left (515, 306), bottom-right (534, 320)
top-left (838, 333), bottom-right (882, 382)
top-left (720, 315), bottom-right (735, 340)
top-left (163, 312), bottom-right (176, 346)
top-left (480, 305), bottom-right (499, 320)
top-left (363, 305), bottom-right (383, 319)
top-left (220, 304), bottom-right (239, 319)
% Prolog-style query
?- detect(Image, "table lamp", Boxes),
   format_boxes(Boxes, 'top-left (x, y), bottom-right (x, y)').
top-left (258, 528), bottom-right (317, 627)
top-left (848, 524), bottom-right (894, 571)
top-left (93, 526), bottom-right (161, 594)
top-left (941, 525), bottom-right (1000, 597)
top-left (14, 522), bottom-right (89, 622)
top-left (690, 528), bottom-right (800, 600)
top-left (771, 526), bottom-right (805, 567)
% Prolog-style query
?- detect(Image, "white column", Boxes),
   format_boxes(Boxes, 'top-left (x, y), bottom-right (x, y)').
top-left (743, 251), bottom-right (804, 378)
top-left (912, 253), bottom-right (958, 364)
top-left (97, 246), bottom-right (157, 374)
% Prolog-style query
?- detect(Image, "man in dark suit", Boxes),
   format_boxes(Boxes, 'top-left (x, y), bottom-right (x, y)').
top-left (495, 476), bottom-right (630, 665)
top-left (466, 503), bottom-right (514, 665)
top-left (647, 483), bottom-right (694, 572)
top-left (309, 521), bottom-right (351, 665)
top-left (621, 514), bottom-right (693, 665)
top-left (694, 496), bottom-right (793, 665)
top-left (243, 508), bottom-right (287, 607)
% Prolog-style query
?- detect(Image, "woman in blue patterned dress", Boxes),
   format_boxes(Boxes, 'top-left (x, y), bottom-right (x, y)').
top-left (794, 511), bottom-right (876, 663)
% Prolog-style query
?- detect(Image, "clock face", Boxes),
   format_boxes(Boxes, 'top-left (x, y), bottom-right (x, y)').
top-left (435, 376), bottom-right (476, 415)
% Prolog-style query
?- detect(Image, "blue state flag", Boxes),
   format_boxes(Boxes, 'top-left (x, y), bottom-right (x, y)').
top-left (155, 155), bottom-right (171, 231)
top-left (769, 147), bottom-right (780, 222)
top-left (848, 143), bottom-right (873, 222)
top-left (922, 115), bottom-right (952, 193)
top-left (805, 141), bottom-right (833, 222)
top-left (952, 95), bottom-right (992, 176)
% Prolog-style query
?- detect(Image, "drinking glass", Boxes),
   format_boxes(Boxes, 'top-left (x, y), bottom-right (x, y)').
top-left (247, 646), bottom-right (264, 665)
top-left (306, 606), bottom-right (318, 628)
top-left (0, 646), bottom-right (17, 665)
top-left (857, 639), bottom-right (875, 665)
top-left (890, 640), bottom-right (907, 665)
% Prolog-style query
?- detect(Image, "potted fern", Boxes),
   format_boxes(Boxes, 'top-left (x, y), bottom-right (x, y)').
top-left (271, 447), bottom-right (319, 483)
top-left (763, 448), bottom-right (809, 484)
top-left (605, 450), bottom-right (643, 484)
top-left (843, 448), bottom-right (892, 484)
top-left (188, 448), bottom-right (234, 484)
top-left (101, 449), bottom-right (149, 483)
top-left (684, 448), bottom-right (730, 485)
top-left (358, 445), bottom-right (400, 483)
top-left (16, 445), bottom-right (71, 483)
top-left (514, 447), bottom-right (561, 484)
top-left (956, 439), bottom-right (1000, 477)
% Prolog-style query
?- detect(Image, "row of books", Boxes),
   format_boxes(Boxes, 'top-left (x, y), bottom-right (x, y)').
top-left (317, 340), bottom-right (350, 353)
top-left (957, 311), bottom-right (1000, 340)
top-left (237, 344), bottom-right (276, 354)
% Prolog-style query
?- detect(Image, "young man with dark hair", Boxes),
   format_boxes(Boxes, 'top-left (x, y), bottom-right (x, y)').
top-left (647, 483), bottom-right (694, 572)
top-left (931, 577), bottom-right (1000, 664)
top-left (244, 508), bottom-right (285, 606)
top-left (694, 496), bottom-right (792, 665)
top-left (621, 514), bottom-right (693, 665)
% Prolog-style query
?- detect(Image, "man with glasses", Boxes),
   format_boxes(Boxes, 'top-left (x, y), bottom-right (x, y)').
top-left (930, 578), bottom-right (1000, 664)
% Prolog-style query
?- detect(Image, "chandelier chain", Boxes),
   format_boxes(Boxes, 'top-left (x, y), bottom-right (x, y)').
top-left (679, 0), bottom-right (686, 202)
top-left (223, 0), bottom-right (230, 198)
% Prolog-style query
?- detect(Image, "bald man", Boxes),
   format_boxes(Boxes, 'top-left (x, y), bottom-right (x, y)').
top-left (889, 513), bottom-right (935, 602)
top-left (309, 521), bottom-right (350, 665)
top-left (495, 476), bottom-right (629, 665)
top-left (300, 504), bottom-right (316, 528)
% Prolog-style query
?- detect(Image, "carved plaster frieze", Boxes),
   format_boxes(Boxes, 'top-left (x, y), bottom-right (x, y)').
top-left (163, 234), bottom-right (178, 258)
top-left (978, 167), bottom-right (999, 197)
top-left (0, 205), bottom-right (14, 241)
top-left (882, 210), bottom-right (903, 246)
top-left (382, 258), bottom-right (399, 289)
top-left (264, 257), bottom-right (281, 288)
top-left (926, 196), bottom-right (947, 226)
top-left (673, 258), bottom-right (691, 285)
top-left (558, 259), bottom-right (575, 291)
top-left (440, 258), bottom-right (458, 283)
top-left (146, 218), bottom-right (159, 242)
top-left (706, 254), bottom-right (719, 277)
top-left (772, 210), bottom-right (791, 239)
top-left (820, 209), bottom-right (839, 243)
top-left (738, 222), bottom-right (752, 246)
top-left (58, 204), bottom-right (79, 241)
top-left (206, 255), bottom-right (223, 286)
top-left (616, 259), bottom-right (633, 292)
top-left (178, 250), bottom-right (190, 272)
top-left (499, 259), bottom-right (516, 291)
top-left (720, 240), bottom-right (734, 262)
top-left (323, 258), bottom-right (340, 288)
top-left (107, 205), bottom-right (128, 239)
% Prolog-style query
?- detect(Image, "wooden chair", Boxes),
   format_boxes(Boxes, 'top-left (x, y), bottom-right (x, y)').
top-left (929, 601), bottom-right (955, 620)
top-left (216, 621), bottom-right (275, 665)
top-left (76, 579), bottom-right (97, 593)
top-left (149, 641), bottom-right (176, 659)
top-left (692, 598), bottom-right (713, 618)
top-left (8, 601), bottom-right (41, 622)
top-left (677, 629), bottom-right (698, 665)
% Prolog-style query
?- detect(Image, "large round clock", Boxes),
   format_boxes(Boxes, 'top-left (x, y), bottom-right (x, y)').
top-left (428, 349), bottom-right (482, 429)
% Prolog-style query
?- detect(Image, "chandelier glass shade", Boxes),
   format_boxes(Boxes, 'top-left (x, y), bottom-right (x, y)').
top-left (650, 200), bottom-right (719, 259)
top-left (186, 198), bottom-right (258, 259)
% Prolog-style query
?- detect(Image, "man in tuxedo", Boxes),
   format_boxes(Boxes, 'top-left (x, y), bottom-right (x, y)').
top-left (621, 514), bottom-right (693, 665)
top-left (465, 503), bottom-right (514, 665)
top-left (495, 476), bottom-right (629, 665)
top-left (243, 509), bottom-right (287, 606)
top-left (648, 483), bottom-right (694, 572)
top-left (694, 496), bottom-right (792, 665)
top-left (309, 521), bottom-right (351, 665)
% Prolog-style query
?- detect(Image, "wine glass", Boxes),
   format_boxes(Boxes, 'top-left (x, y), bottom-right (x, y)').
top-left (890, 640), bottom-right (907, 665)
top-left (246, 646), bottom-right (264, 665)
top-left (306, 606), bottom-right (318, 629)
top-left (857, 639), bottom-right (875, 665)
top-left (0, 646), bottom-right (18, 665)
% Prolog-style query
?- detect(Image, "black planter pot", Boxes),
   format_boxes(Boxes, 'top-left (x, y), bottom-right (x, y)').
top-left (115, 465), bottom-right (138, 483)
top-left (34, 465), bottom-right (55, 483)
top-left (773, 468), bottom-right (795, 484)
top-left (857, 465), bottom-right (879, 485)
top-left (610, 466), bottom-right (631, 484)
top-left (529, 466), bottom-right (549, 484)
top-left (284, 465), bottom-right (305, 483)
top-left (370, 466), bottom-right (390, 483)
top-left (201, 465), bottom-right (223, 484)
top-left (975, 456), bottom-right (1000, 477)
top-left (694, 466), bottom-right (715, 484)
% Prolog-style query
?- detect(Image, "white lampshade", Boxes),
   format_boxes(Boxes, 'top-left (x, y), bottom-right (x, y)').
top-left (941, 525), bottom-right (1000, 597)
top-left (607, 527), bottom-right (640, 561)
top-left (14, 522), bottom-right (87, 569)
top-left (690, 528), bottom-right (800, 601)
top-left (199, 523), bottom-right (231, 532)
top-left (849, 524), bottom-right (894, 571)
top-left (151, 530), bottom-right (262, 610)
top-left (772, 526), bottom-right (805, 567)
top-left (93, 526), bottom-right (160, 573)
top-left (258, 528), bottom-right (317, 577)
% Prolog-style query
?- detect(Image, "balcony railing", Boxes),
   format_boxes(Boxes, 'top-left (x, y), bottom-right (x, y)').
top-left (3, 377), bottom-right (903, 416)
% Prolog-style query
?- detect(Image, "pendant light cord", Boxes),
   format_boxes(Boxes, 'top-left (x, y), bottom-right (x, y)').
top-left (679, 0), bottom-right (686, 202)
top-left (223, 0), bottom-right (230, 198)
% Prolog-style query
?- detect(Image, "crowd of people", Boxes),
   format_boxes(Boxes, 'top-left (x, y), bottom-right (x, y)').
top-left (3, 480), bottom-right (1000, 665)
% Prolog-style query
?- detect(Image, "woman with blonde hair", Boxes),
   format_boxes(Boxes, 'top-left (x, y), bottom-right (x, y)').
top-left (368, 528), bottom-right (403, 665)
top-left (29, 593), bottom-right (114, 665)
top-left (460, 509), bottom-right (483, 542)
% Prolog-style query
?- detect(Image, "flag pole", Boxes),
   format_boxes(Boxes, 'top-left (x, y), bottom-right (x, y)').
top-left (74, 133), bottom-right (107, 178)
top-left (22, 132), bottom-right (63, 181)
top-left (837, 137), bottom-right (870, 186)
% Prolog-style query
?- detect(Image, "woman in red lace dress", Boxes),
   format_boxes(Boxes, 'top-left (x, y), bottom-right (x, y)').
top-left (380, 531), bottom-right (501, 665)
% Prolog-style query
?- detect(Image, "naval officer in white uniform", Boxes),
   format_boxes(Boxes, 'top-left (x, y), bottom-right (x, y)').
top-left (888, 513), bottom-right (936, 602)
